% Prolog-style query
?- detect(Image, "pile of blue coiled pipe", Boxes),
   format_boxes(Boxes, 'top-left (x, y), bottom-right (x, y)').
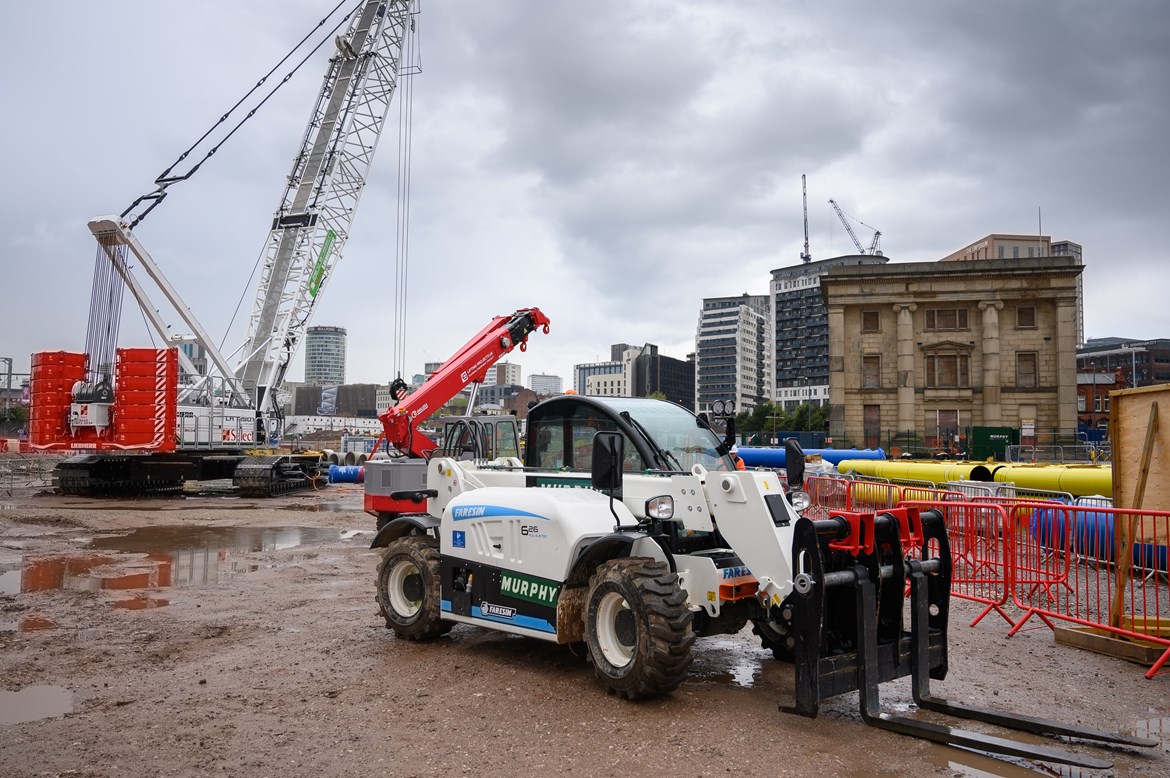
top-left (328, 464), bottom-right (364, 484)
top-left (736, 447), bottom-right (884, 469)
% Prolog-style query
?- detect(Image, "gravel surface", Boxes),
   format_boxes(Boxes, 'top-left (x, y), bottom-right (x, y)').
top-left (1, 484), bottom-right (1167, 777)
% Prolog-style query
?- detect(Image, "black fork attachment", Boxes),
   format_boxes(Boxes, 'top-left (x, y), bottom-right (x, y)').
top-left (783, 509), bottom-right (1155, 770)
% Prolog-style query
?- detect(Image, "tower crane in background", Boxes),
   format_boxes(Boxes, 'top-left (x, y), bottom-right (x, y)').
top-left (30, 0), bottom-right (419, 496)
top-left (829, 198), bottom-right (882, 256)
top-left (800, 174), bottom-right (812, 264)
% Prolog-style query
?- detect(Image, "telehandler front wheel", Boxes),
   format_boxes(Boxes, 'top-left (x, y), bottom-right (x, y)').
top-left (584, 557), bottom-right (695, 700)
top-left (376, 535), bottom-right (452, 640)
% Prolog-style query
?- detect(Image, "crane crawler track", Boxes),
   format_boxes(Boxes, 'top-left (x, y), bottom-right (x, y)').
top-left (233, 454), bottom-right (323, 498)
top-left (55, 456), bottom-right (184, 497)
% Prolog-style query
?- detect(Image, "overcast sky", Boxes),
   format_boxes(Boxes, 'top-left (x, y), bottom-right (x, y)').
top-left (2, 1), bottom-right (1167, 389)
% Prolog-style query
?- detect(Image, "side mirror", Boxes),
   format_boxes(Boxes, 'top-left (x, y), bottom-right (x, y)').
top-left (785, 437), bottom-right (805, 488)
top-left (591, 431), bottom-right (624, 493)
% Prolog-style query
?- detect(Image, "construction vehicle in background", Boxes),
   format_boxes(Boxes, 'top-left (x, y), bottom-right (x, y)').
top-left (365, 393), bottom-right (1154, 769)
top-left (829, 198), bottom-right (882, 256)
top-left (364, 307), bottom-right (551, 527)
top-left (29, 1), bottom-right (418, 496)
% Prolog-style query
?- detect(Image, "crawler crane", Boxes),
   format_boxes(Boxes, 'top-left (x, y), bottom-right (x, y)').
top-left (30, 1), bottom-right (418, 496)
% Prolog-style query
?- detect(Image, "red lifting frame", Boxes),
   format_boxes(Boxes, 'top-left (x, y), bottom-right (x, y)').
top-left (826, 510), bottom-right (876, 556)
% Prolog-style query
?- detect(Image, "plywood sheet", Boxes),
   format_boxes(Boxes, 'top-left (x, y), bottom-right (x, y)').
top-left (1111, 384), bottom-right (1170, 515)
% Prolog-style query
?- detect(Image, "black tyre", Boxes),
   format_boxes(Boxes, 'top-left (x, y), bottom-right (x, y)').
top-left (584, 557), bottom-right (695, 699)
top-left (376, 535), bottom-right (452, 640)
top-left (751, 617), bottom-right (795, 662)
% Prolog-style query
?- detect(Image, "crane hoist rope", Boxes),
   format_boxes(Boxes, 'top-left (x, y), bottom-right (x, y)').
top-left (119, 0), bottom-right (360, 230)
top-left (82, 0), bottom-right (365, 385)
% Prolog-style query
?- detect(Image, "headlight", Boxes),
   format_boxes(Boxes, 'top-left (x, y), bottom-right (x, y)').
top-left (787, 490), bottom-right (811, 513)
top-left (645, 495), bottom-right (674, 520)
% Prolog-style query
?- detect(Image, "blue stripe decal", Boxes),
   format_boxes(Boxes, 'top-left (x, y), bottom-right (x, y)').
top-left (441, 600), bottom-right (556, 634)
top-left (450, 504), bottom-right (548, 521)
top-left (471, 605), bottom-right (556, 633)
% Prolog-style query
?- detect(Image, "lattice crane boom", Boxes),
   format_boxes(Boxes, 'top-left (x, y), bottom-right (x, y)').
top-left (829, 198), bottom-right (881, 255)
top-left (238, 0), bottom-right (416, 419)
top-left (828, 198), bottom-right (865, 254)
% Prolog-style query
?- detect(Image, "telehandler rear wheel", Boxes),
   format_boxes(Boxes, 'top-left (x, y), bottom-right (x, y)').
top-left (751, 617), bottom-right (795, 662)
top-left (376, 535), bottom-right (452, 640)
top-left (584, 557), bottom-right (695, 700)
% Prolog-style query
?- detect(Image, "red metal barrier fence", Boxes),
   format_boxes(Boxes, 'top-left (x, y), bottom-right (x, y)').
top-left (1005, 503), bottom-right (1170, 679)
top-left (808, 481), bottom-right (1170, 679)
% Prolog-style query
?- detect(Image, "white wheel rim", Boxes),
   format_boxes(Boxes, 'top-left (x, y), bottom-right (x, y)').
top-left (596, 590), bottom-right (635, 667)
top-left (387, 559), bottom-right (422, 618)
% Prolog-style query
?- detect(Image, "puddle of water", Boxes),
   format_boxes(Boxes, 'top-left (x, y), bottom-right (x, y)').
top-left (1133, 714), bottom-right (1169, 751)
top-left (0, 685), bottom-right (73, 725)
top-left (281, 503), bottom-right (361, 513)
top-left (688, 632), bottom-right (774, 688)
top-left (1, 614), bottom-right (58, 632)
top-left (923, 741), bottom-right (1054, 777)
top-left (5, 527), bottom-right (354, 606)
top-left (88, 525), bottom-right (344, 554)
top-left (1, 568), bottom-right (20, 596)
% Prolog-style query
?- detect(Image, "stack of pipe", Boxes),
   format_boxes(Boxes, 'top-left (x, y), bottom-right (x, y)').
top-left (836, 459), bottom-right (1112, 498)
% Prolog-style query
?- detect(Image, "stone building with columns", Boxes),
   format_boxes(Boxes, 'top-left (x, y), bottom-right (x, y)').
top-left (819, 256), bottom-right (1083, 452)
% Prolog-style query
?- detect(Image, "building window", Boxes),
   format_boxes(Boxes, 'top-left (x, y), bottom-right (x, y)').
top-left (1028, 247), bottom-right (1035, 258)
top-left (1078, 395), bottom-right (1086, 412)
top-left (1094, 395), bottom-right (1103, 412)
top-left (997, 245), bottom-right (1004, 259)
top-left (862, 355), bottom-right (881, 388)
top-left (925, 308), bottom-right (969, 331)
top-left (1016, 305), bottom-right (1036, 329)
top-left (1013, 246), bottom-right (1019, 259)
top-left (1017, 352), bottom-right (1038, 388)
top-left (861, 310), bottom-right (880, 332)
top-left (925, 354), bottom-right (970, 388)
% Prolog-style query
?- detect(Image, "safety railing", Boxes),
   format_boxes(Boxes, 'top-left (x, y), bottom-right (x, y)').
top-left (0, 452), bottom-right (62, 496)
top-left (805, 476), bottom-right (965, 518)
top-left (1006, 503), bottom-right (1169, 679)
top-left (901, 500), bottom-right (1016, 628)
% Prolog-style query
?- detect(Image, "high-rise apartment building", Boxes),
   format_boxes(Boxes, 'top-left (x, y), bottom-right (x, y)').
top-left (771, 256), bottom-right (888, 410)
top-left (1051, 241), bottom-right (1084, 347)
top-left (304, 326), bottom-right (347, 385)
top-left (527, 374), bottom-right (563, 395)
top-left (694, 294), bottom-right (771, 415)
top-left (483, 362), bottom-right (522, 387)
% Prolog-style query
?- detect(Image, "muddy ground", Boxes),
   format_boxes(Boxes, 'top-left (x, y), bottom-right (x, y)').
top-left (0, 482), bottom-right (1167, 777)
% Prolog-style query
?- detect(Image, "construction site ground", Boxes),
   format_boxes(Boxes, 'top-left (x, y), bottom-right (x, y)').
top-left (1, 481), bottom-right (1167, 777)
